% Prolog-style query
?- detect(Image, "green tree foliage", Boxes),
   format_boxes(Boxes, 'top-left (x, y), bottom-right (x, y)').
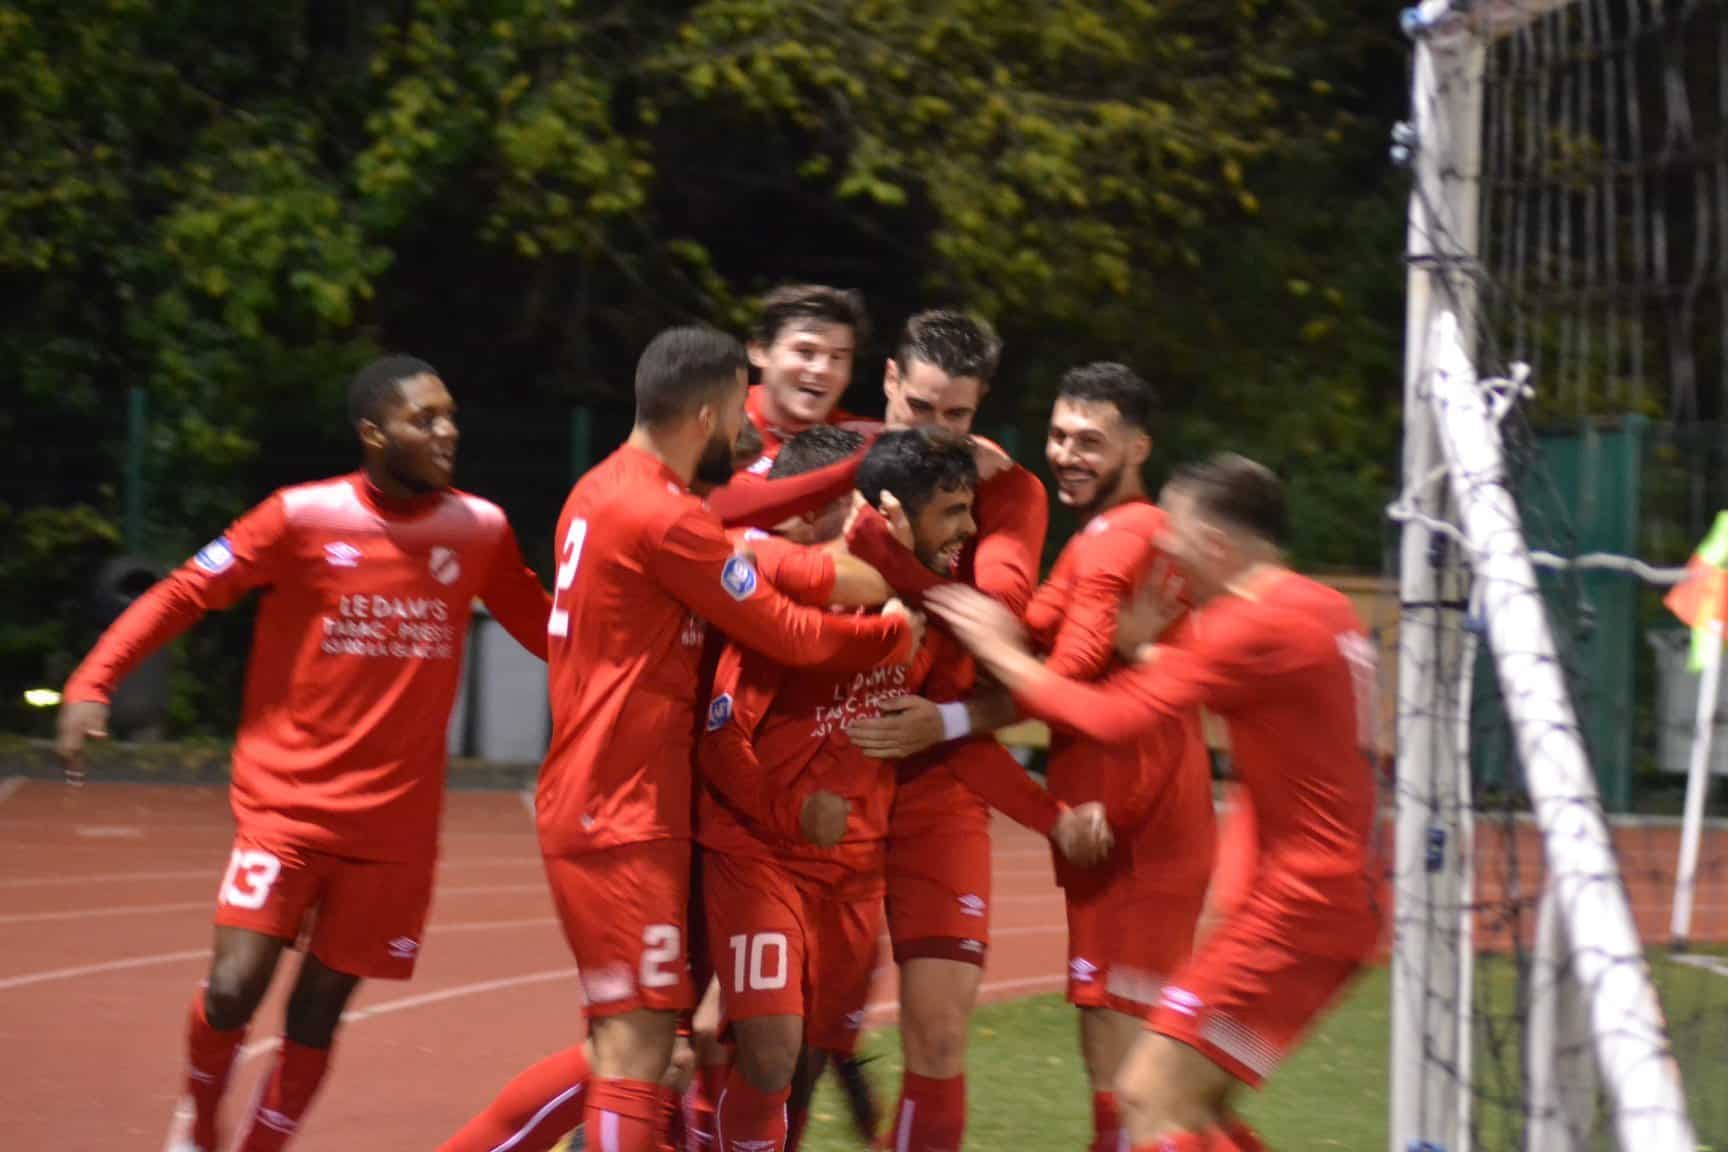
top-left (0, 0), bottom-right (1406, 732)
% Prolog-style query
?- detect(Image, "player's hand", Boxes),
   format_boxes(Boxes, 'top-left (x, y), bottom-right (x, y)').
top-left (925, 585), bottom-right (1024, 660)
top-left (1114, 558), bottom-right (1183, 661)
top-left (881, 596), bottom-right (925, 657)
top-left (876, 490), bottom-right (914, 551)
top-left (971, 437), bottom-right (1013, 483)
top-left (56, 700), bottom-right (109, 786)
top-left (847, 694), bottom-right (943, 759)
top-left (1052, 801), bottom-right (1114, 868)
top-left (662, 1034), bottom-right (696, 1095)
top-left (840, 491), bottom-right (871, 543)
top-left (800, 790), bottom-right (850, 848)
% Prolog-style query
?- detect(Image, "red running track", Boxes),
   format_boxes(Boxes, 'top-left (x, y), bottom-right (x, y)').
top-left (0, 779), bottom-right (1071, 1152)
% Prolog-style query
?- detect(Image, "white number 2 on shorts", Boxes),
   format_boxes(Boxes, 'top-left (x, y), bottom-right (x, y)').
top-left (640, 924), bottom-right (683, 989)
top-left (728, 932), bottom-right (789, 992)
top-left (218, 848), bottom-right (282, 911)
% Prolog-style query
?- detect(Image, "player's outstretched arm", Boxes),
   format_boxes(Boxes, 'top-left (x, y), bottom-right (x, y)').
top-left (1043, 537), bottom-right (1151, 680)
top-left (968, 461), bottom-right (1049, 616)
top-left (58, 496), bottom-right (288, 781)
top-left (706, 450), bottom-right (867, 529)
top-left (654, 508), bottom-right (914, 671)
top-left (478, 521), bottom-right (552, 660)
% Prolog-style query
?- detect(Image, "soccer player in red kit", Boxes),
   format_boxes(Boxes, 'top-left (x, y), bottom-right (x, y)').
top-left (54, 357), bottom-right (552, 1152)
top-left (838, 311), bottom-right (1053, 1151)
top-left (929, 454), bottom-right (1384, 1152)
top-left (1021, 364), bottom-right (1216, 1152)
top-left (530, 327), bottom-right (918, 1152)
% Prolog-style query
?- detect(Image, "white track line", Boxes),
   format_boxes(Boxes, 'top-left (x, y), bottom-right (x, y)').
top-left (0, 883), bottom-right (549, 927)
top-left (1672, 953), bottom-right (1728, 979)
top-left (0, 778), bottom-right (22, 808)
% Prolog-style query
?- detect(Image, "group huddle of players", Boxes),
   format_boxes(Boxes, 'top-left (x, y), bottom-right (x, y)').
top-left (57, 284), bottom-right (1383, 1152)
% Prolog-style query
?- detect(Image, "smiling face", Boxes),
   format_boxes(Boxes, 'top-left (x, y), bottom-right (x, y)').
top-left (365, 373), bottom-right (460, 493)
top-left (749, 319), bottom-right (856, 430)
top-left (1045, 395), bottom-right (1149, 518)
top-left (909, 483), bottom-right (977, 575)
top-left (883, 356), bottom-right (983, 436)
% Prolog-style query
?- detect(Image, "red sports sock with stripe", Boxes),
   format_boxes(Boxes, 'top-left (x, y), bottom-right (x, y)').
top-left (716, 1067), bottom-right (789, 1152)
top-left (436, 1044), bottom-right (590, 1152)
top-left (585, 1077), bottom-right (665, 1152)
top-left (234, 1039), bottom-right (332, 1151)
top-left (1090, 1091), bottom-right (1122, 1152)
top-left (1216, 1118), bottom-right (1269, 1151)
top-left (881, 1072), bottom-right (965, 1152)
top-left (184, 993), bottom-right (247, 1151)
top-left (684, 1062), bottom-right (727, 1150)
top-left (1131, 1132), bottom-right (1213, 1152)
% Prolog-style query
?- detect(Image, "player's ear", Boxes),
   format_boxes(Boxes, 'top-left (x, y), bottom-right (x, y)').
top-left (1128, 430), bottom-right (1152, 469)
top-left (883, 356), bottom-right (901, 399)
top-left (746, 340), bottom-right (770, 371)
top-left (357, 417), bottom-right (387, 451)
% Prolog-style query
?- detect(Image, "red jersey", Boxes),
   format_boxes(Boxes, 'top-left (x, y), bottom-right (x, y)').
top-left (1016, 570), bottom-right (1382, 956)
top-left (1023, 500), bottom-right (1214, 887)
top-left (695, 619), bottom-right (946, 886)
top-left (741, 386), bottom-right (863, 475)
top-left (63, 473), bottom-right (551, 863)
top-left (537, 444), bottom-right (913, 858)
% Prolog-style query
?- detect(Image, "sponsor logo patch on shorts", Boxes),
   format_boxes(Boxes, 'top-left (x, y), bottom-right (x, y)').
top-left (721, 554), bottom-right (758, 600)
top-left (192, 537), bottom-right (235, 575)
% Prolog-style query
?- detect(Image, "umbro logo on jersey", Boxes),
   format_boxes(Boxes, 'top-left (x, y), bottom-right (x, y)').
top-left (428, 546), bottom-right (461, 585)
top-left (957, 893), bottom-right (986, 918)
top-left (721, 554), bottom-right (758, 600)
top-left (707, 693), bottom-right (733, 732)
top-left (387, 936), bottom-right (419, 959)
top-left (324, 542), bottom-right (362, 568)
top-left (192, 536), bottom-right (235, 575)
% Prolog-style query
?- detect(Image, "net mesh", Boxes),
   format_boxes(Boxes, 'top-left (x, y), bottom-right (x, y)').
top-left (1397, 2), bottom-right (1728, 1147)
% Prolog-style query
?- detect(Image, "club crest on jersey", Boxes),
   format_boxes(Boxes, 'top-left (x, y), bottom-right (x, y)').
top-left (706, 693), bottom-right (733, 732)
top-left (428, 546), bottom-right (461, 585)
top-left (192, 536), bottom-right (234, 575)
top-left (721, 554), bottom-right (758, 600)
top-left (324, 541), bottom-right (362, 568)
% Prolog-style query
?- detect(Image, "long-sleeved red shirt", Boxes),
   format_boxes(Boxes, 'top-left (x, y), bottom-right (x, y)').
top-left (63, 472), bottom-right (551, 863)
top-left (536, 444), bottom-right (912, 858)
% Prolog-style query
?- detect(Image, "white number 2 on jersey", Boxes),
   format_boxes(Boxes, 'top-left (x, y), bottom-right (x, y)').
top-left (547, 518), bottom-right (589, 639)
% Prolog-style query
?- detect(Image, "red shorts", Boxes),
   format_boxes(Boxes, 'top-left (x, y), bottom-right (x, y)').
top-left (1066, 878), bottom-right (1207, 1020)
top-left (212, 830), bottom-right (434, 981)
top-left (885, 797), bottom-right (992, 966)
top-left (1148, 901), bottom-right (1363, 1087)
top-left (544, 840), bottom-right (696, 1018)
top-left (704, 852), bottom-right (883, 1057)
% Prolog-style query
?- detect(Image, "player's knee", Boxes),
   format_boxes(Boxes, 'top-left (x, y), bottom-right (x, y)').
top-left (203, 955), bottom-right (274, 1029)
top-left (901, 1008), bottom-right (969, 1077)
top-left (283, 958), bottom-right (361, 1048)
top-left (732, 1019), bottom-right (802, 1094)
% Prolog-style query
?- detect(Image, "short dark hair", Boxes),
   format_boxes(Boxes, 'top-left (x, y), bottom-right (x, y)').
top-left (769, 426), bottom-right (866, 479)
top-left (750, 284), bottom-right (870, 349)
top-left (635, 327), bottom-right (748, 427)
top-left (895, 309), bottom-right (1002, 385)
top-left (855, 427), bottom-right (979, 519)
top-left (1171, 453), bottom-right (1287, 546)
top-left (1057, 362), bottom-right (1157, 432)
top-left (349, 355), bottom-right (437, 425)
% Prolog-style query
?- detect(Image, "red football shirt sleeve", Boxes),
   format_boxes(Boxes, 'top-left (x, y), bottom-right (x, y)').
top-left (946, 739), bottom-right (1063, 837)
top-left (63, 495), bottom-right (289, 704)
top-left (478, 520), bottom-right (552, 661)
top-left (846, 507), bottom-right (947, 604)
top-left (652, 508), bottom-right (911, 670)
top-left (696, 646), bottom-right (793, 840)
top-left (1015, 612), bottom-right (1257, 746)
top-left (1043, 535), bottom-right (1149, 680)
top-left (970, 464), bottom-right (1049, 615)
top-left (751, 536), bottom-right (838, 607)
top-left (706, 451), bottom-right (865, 529)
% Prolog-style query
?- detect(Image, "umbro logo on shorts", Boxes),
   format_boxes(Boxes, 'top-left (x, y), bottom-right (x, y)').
top-left (960, 939), bottom-right (984, 953)
top-left (957, 893), bottom-right (986, 918)
top-left (1160, 985), bottom-right (1203, 1018)
top-left (388, 936), bottom-right (419, 959)
top-left (1070, 957), bottom-right (1098, 983)
top-left (582, 964), bottom-right (636, 1005)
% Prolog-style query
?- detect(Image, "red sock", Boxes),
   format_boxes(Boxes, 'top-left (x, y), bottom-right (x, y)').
top-left (684, 1063), bottom-right (726, 1150)
top-left (234, 1039), bottom-right (332, 1152)
top-left (784, 1104), bottom-right (809, 1152)
top-left (1090, 1091), bottom-right (1122, 1152)
top-left (1216, 1119), bottom-right (1268, 1151)
top-left (882, 1072), bottom-right (965, 1152)
top-left (1131, 1133), bottom-right (1212, 1152)
top-left (716, 1066), bottom-right (789, 1152)
top-left (184, 993), bottom-right (246, 1151)
top-left (437, 1045), bottom-right (590, 1152)
top-left (585, 1077), bottom-right (664, 1152)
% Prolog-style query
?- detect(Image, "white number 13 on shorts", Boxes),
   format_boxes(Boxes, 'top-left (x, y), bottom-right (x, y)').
top-left (218, 848), bottom-right (283, 911)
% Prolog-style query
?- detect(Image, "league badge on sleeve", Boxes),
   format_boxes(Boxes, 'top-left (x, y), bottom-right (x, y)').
top-left (706, 692), bottom-right (734, 732)
top-left (721, 553), bottom-right (758, 600)
top-left (192, 536), bottom-right (235, 575)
